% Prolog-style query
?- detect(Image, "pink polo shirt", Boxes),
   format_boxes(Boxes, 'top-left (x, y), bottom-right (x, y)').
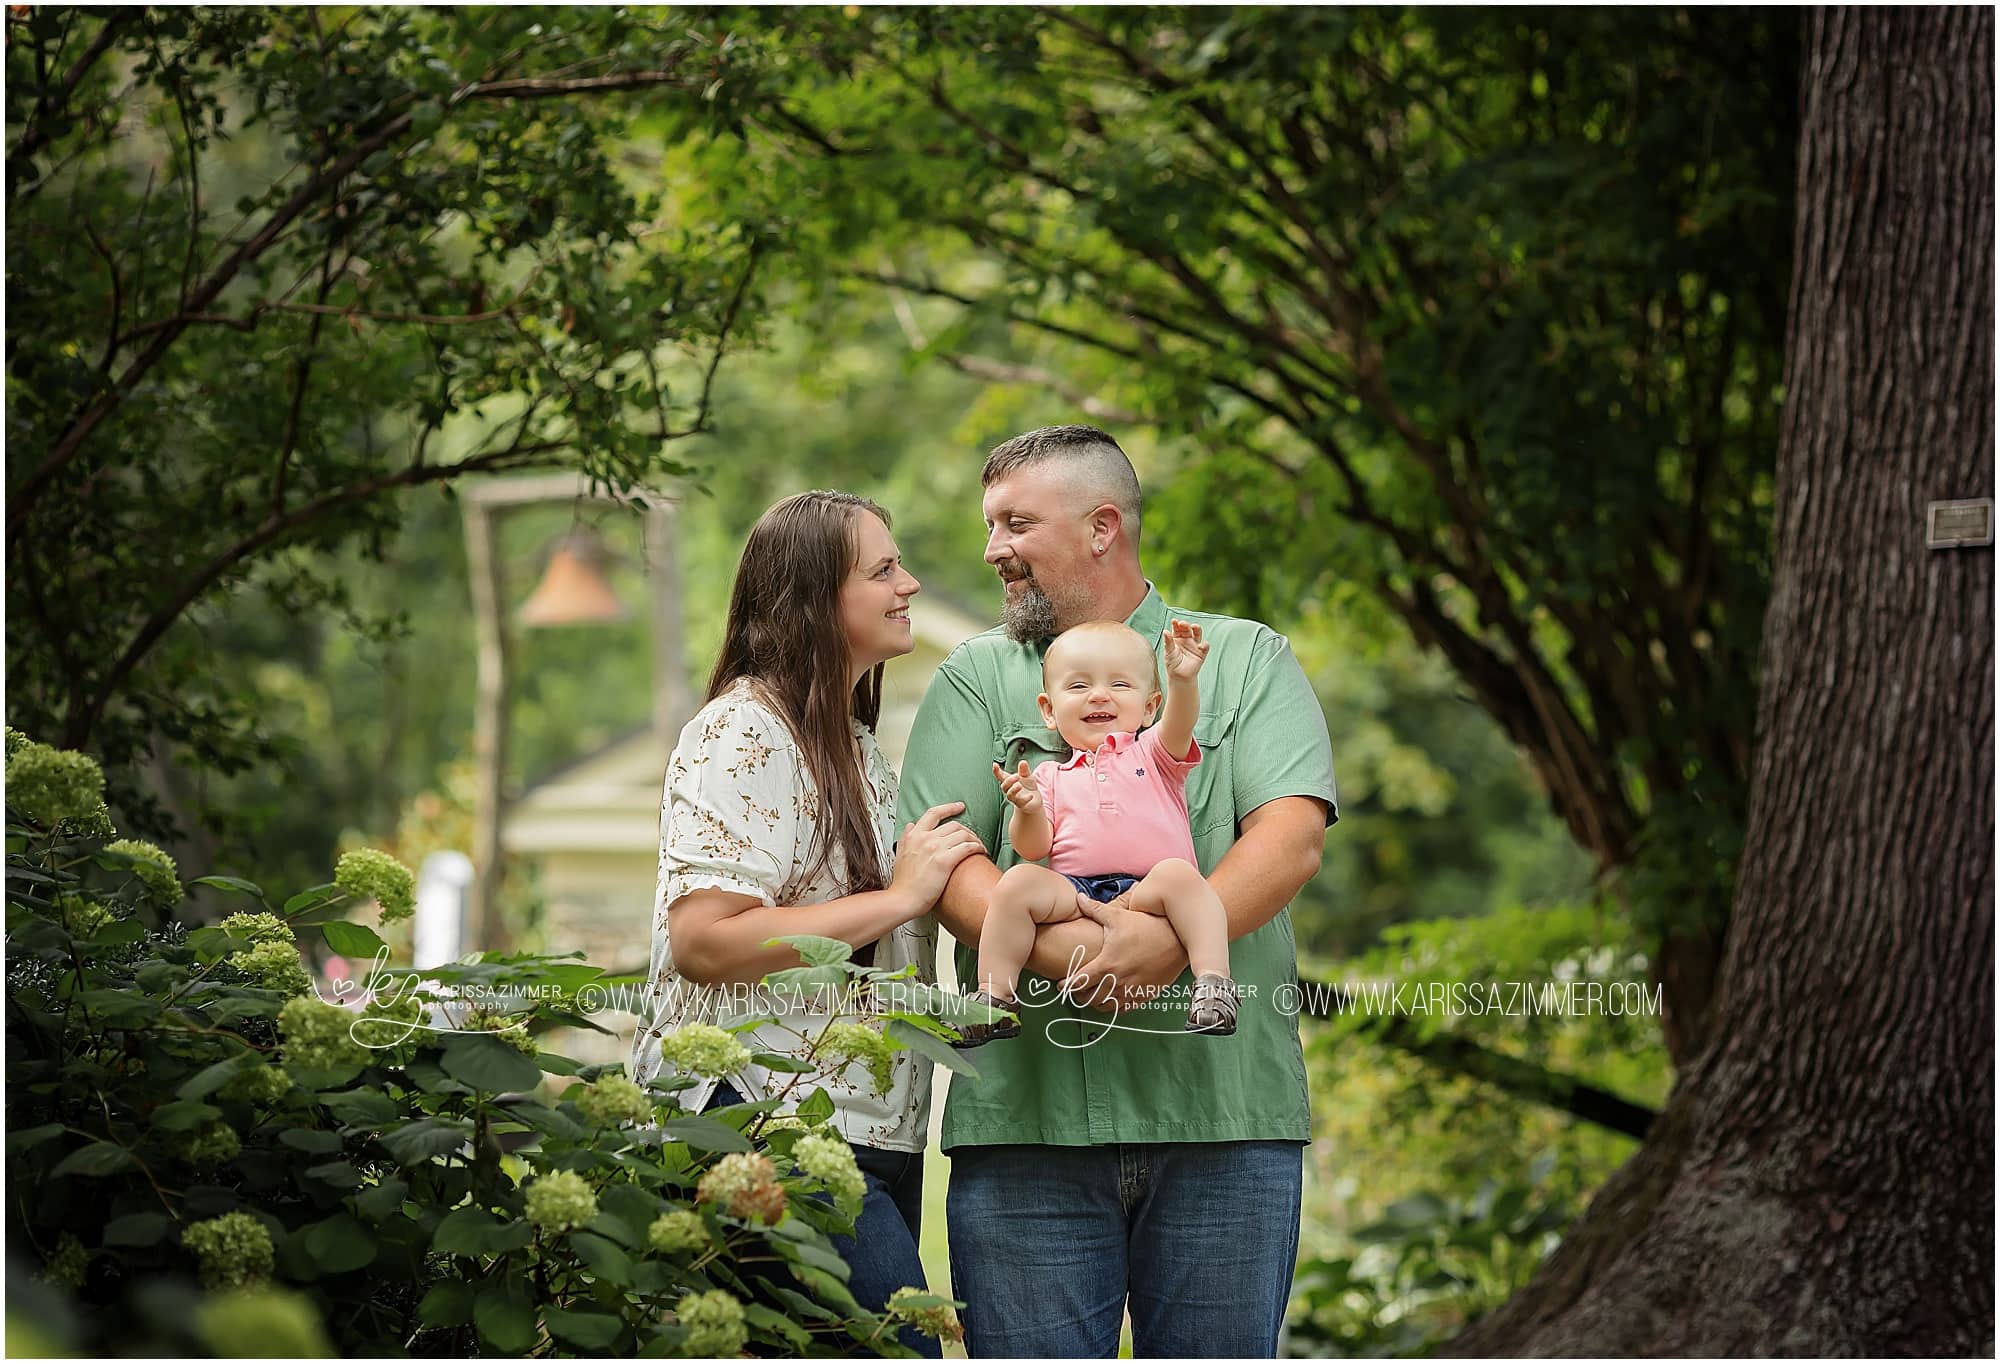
top-left (1031, 727), bottom-right (1202, 877)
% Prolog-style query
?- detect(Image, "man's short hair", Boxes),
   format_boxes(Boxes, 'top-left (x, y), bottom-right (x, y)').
top-left (982, 424), bottom-right (1142, 543)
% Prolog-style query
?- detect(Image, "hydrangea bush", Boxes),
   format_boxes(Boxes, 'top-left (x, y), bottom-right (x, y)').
top-left (6, 736), bottom-right (970, 1356)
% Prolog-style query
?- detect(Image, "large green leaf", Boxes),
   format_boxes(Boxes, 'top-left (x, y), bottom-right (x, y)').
top-left (302, 1212), bottom-right (377, 1273)
top-left (545, 1308), bottom-right (624, 1350)
top-left (417, 1280), bottom-right (474, 1328)
top-left (321, 920), bottom-right (388, 959)
top-left (766, 933), bottom-right (853, 967)
top-left (568, 1230), bottom-right (634, 1287)
top-left (50, 1142), bottom-right (134, 1178)
top-left (440, 1033), bottom-right (543, 1094)
top-left (377, 1118), bottom-right (471, 1165)
top-left (657, 1116), bottom-right (754, 1153)
top-left (886, 1018), bottom-right (981, 1079)
top-left (317, 1087), bottom-right (401, 1128)
top-left (473, 1282), bottom-right (537, 1354)
top-left (432, 1206), bottom-right (532, 1257)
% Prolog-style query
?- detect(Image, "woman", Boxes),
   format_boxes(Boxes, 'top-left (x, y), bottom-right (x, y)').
top-left (630, 490), bottom-right (981, 1353)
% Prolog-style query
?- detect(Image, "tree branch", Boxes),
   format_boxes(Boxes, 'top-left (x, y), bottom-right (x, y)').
top-left (1301, 979), bottom-right (1657, 1140)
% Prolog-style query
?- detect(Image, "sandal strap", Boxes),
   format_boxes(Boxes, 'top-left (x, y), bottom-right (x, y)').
top-left (1190, 974), bottom-right (1239, 1024)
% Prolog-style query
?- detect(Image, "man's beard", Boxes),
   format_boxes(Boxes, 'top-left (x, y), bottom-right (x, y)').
top-left (1002, 578), bottom-right (1060, 643)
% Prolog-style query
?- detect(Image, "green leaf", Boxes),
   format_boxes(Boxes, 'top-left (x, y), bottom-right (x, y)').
top-left (279, 1127), bottom-right (344, 1154)
top-left (378, 1118), bottom-right (470, 1165)
top-left (103, 1212), bottom-right (172, 1246)
top-left (418, 1280), bottom-right (474, 1328)
top-left (177, 1053), bottom-right (258, 1101)
top-left (432, 1205), bottom-right (533, 1257)
top-left (744, 1303), bottom-right (812, 1349)
top-left (283, 883), bottom-right (341, 914)
top-left (352, 1177), bottom-right (407, 1220)
top-left (796, 1087), bottom-right (835, 1127)
top-left (440, 1033), bottom-right (542, 1093)
top-left (474, 1282), bottom-right (537, 1354)
top-left (50, 1142), bottom-right (133, 1178)
top-left (306, 1160), bottom-right (364, 1189)
top-left (149, 1099), bottom-right (222, 1132)
top-left (500, 1098), bottom-right (584, 1141)
top-left (321, 920), bottom-right (387, 959)
top-left (545, 1308), bottom-right (623, 1350)
top-left (74, 989), bottom-right (162, 1026)
top-left (656, 1116), bottom-right (753, 1153)
top-left (7, 1122), bottom-right (66, 1152)
top-left (189, 875), bottom-right (266, 899)
top-left (886, 1018), bottom-right (981, 1079)
top-left (767, 933), bottom-right (853, 967)
top-left (750, 1051), bottom-right (817, 1074)
top-left (303, 1212), bottom-right (376, 1273)
top-left (597, 1183), bottom-right (664, 1247)
top-left (317, 1087), bottom-right (401, 1128)
top-left (568, 1230), bottom-right (633, 1287)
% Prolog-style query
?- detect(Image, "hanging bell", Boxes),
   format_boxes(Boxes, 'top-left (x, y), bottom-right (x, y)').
top-left (518, 527), bottom-right (628, 627)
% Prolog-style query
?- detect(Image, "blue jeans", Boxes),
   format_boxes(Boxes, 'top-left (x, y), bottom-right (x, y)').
top-left (946, 1140), bottom-right (1304, 1358)
top-left (707, 1083), bottom-right (940, 1357)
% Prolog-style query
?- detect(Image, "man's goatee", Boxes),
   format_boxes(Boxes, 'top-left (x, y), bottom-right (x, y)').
top-left (1002, 580), bottom-right (1059, 643)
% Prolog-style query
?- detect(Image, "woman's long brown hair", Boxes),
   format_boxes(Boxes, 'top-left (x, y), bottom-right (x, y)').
top-left (706, 491), bottom-right (890, 894)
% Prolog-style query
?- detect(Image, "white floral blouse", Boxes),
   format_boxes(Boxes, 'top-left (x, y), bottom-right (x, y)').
top-left (630, 680), bottom-right (936, 1152)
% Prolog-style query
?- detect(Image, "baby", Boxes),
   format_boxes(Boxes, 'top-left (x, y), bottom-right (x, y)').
top-left (953, 618), bottom-right (1239, 1045)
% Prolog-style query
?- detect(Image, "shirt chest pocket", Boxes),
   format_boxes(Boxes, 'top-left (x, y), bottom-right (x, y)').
top-left (1186, 707), bottom-right (1237, 837)
top-left (999, 723), bottom-right (1065, 772)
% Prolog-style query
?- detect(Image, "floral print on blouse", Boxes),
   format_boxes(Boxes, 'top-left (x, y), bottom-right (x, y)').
top-left (629, 681), bottom-right (936, 1153)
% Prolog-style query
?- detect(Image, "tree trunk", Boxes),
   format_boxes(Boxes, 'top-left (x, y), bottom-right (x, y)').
top-left (1456, 9), bottom-right (1994, 1354)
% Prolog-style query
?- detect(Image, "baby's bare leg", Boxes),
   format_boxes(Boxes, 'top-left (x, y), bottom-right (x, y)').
top-left (1127, 859), bottom-right (1230, 980)
top-left (977, 864), bottom-right (1084, 1001)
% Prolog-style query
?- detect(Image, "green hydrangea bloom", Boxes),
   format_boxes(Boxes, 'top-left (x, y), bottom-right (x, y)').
top-left (573, 1074), bottom-right (654, 1128)
top-left (793, 1132), bottom-right (866, 1215)
top-left (57, 893), bottom-right (116, 939)
top-left (818, 1020), bottom-right (897, 1093)
top-left (465, 1008), bottom-right (537, 1057)
top-left (6, 743), bottom-right (106, 827)
top-left (59, 802), bottom-right (117, 840)
top-left (41, 1233), bottom-right (88, 1290)
top-left (220, 912), bottom-right (294, 946)
top-left (175, 1121), bottom-right (242, 1167)
top-left (647, 1209), bottom-right (709, 1255)
top-left (228, 939), bottom-right (312, 997)
top-left (656, 1023), bottom-right (753, 1079)
top-left (886, 1286), bottom-right (966, 1343)
top-left (104, 839), bottom-right (183, 908)
top-left (183, 1212), bottom-right (275, 1291)
top-left (333, 848), bottom-right (416, 923)
top-left (696, 1151), bottom-right (787, 1225)
top-left (351, 991), bottom-right (427, 1051)
top-left (220, 1064), bottom-right (293, 1107)
top-left (192, 1287), bottom-right (334, 1359)
top-left (677, 1289), bottom-right (747, 1357)
top-left (5, 726), bottom-right (31, 760)
top-left (278, 997), bottom-right (371, 1071)
top-left (525, 1169), bottom-right (598, 1234)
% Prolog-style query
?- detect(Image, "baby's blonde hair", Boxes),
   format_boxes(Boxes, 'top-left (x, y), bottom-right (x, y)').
top-left (1040, 620), bottom-right (1161, 694)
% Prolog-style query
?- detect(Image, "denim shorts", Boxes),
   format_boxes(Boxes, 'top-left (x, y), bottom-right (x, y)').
top-left (1064, 871), bottom-right (1141, 903)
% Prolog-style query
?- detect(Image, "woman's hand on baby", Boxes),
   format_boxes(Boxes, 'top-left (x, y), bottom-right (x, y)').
top-left (890, 802), bottom-right (984, 913)
top-left (1163, 619), bottom-right (1209, 681)
top-left (992, 760), bottom-right (1043, 815)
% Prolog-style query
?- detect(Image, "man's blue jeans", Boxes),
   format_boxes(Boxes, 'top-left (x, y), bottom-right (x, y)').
top-left (946, 1140), bottom-right (1304, 1358)
top-left (708, 1083), bottom-right (939, 1357)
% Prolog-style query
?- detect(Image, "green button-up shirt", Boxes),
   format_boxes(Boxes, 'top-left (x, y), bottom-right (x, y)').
top-left (897, 584), bottom-right (1338, 1150)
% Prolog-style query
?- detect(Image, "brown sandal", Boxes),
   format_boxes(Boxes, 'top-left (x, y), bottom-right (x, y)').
top-left (1185, 973), bottom-right (1240, 1035)
top-left (950, 989), bottom-right (1023, 1048)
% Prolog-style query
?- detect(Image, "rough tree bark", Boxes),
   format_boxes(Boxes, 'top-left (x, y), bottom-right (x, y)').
top-left (1456, 9), bottom-right (1994, 1354)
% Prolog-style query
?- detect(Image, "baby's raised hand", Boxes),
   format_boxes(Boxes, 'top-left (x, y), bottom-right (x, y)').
top-left (1163, 619), bottom-right (1209, 680)
top-left (992, 760), bottom-right (1043, 815)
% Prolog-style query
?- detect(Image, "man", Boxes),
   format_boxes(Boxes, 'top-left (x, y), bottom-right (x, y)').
top-left (896, 424), bottom-right (1337, 1357)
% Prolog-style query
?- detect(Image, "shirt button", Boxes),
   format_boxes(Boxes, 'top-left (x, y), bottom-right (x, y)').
top-left (1097, 773), bottom-right (1108, 782)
